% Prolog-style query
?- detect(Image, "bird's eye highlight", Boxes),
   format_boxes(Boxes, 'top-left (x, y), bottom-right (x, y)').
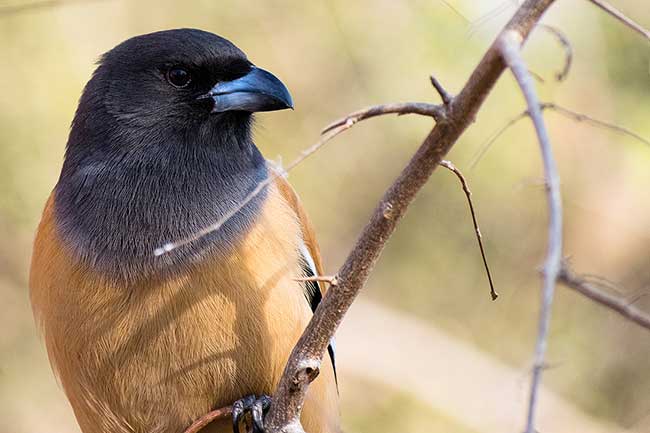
top-left (166, 67), bottom-right (192, 88)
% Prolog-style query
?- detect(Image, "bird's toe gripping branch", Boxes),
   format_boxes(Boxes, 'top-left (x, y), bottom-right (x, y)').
top-left (232, 394), bottom-right (272, 433)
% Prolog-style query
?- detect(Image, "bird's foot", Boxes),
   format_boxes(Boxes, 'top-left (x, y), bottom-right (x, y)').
top-left (232, 394), bottom-right (272, 433)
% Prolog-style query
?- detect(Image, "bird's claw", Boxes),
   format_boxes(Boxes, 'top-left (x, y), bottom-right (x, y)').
top-left (232, 394), bottom-right (272, 433)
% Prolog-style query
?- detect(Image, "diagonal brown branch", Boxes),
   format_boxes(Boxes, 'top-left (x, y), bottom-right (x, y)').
top-left (264, 1), bottom-right (558, 432)
top-left (499, 30), bottom-right (563, 433)
top-left (439, 160), bottom-right (498, 301)
top-left (559, 264), bottom-right (650, 331)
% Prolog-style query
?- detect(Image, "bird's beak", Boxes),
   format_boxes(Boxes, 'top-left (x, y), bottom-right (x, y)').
top-left (206, 66), bottom-right (293, 113)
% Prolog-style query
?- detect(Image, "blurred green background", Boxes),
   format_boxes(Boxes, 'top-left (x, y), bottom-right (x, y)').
top-left (1, 0), bottom-right (649, 432)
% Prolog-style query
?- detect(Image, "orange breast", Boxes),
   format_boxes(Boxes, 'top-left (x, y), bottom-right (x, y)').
top-left (30, 182), bottom-right (339, 433)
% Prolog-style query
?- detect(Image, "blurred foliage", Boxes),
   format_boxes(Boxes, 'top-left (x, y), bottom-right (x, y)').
top-left (1, 0), bottom-right (649, 432)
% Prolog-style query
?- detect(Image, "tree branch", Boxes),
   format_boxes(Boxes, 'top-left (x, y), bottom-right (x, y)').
top-left (559, 263), bottom-right (650, 331)
top-left (263, 1), bottom-right (558, 432)
top-left (499, 30), bottom-right (563, 433)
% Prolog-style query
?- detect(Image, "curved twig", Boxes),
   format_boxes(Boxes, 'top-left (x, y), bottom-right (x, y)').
top-left (540, 24), bottom-right (573, 81)
top-left (500, 30), bottom-right (563, 433)
top-left (469, 111), bottom-right (528, 169)
top-left (321, 102), bottom-right (445, 135)
top-left (182, 406), bottom-right (232, 433)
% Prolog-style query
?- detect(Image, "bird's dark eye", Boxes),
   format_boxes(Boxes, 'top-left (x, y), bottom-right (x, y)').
top-left (166, 67), bottom-right (192, 88)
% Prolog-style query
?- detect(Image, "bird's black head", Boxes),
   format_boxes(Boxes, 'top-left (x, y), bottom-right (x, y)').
top-left (89, 28), bottom-right (292, 131)
top-left (56, 29), bottom-right (293, 280)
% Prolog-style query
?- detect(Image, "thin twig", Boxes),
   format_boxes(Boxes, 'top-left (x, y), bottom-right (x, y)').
top-left (182, 405), bottom-right (232, 433)
top-left (321, 102), bottom-right (445, 135)
top-left (439, 160), bottom-right (498, 300)
top-left (500, 30), bottom-right (563, 433)
top-left (559, 264), bottom-right (650, 331)
top-left (438, 0), bottom-right (470, 23)
top-left (294, 275), bottom-right (339, 287)
top-left (528, 69), bottom-right (546, 83)
top-left (466, 0), bottom-right (514, 39)
top-left (264, 2), bottom-right (558, 432)
top-left (543, 103), bottom-right (650, 146)
top-left (469, 111), bottom-right (528, 169)
top-left (540, 24), bottom-right (573, 81)
top-left (469, 102), bottom-right (649, 168)
top-left (586, 0), bottom-right (650, 41)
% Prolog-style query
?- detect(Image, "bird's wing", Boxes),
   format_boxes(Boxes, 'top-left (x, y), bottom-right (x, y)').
top-left (273, 171), bottom-right (338, 385)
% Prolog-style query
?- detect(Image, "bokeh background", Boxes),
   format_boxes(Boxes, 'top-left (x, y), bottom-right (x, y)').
top-left (1, 0), bottom-right (649, 432)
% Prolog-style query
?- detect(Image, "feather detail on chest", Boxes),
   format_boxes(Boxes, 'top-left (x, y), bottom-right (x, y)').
top-left (30, 183), bottom-right (325, 433)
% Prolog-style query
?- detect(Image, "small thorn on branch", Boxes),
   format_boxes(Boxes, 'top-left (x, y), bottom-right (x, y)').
top-left (439, 160), bottom-right (498, 300)
top-left (294, 275), bottom-right (339, 287)
top-left (430, 74), bottom-right (453, 106)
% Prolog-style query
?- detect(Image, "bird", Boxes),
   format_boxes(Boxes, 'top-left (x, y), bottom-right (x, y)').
top-left (29, 28), bottom-right (339, 433)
